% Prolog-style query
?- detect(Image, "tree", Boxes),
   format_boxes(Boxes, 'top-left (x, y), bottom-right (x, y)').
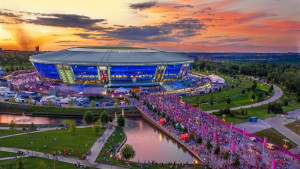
top-left (120, 144), bottom-right (135, 161)
top-left (36, 160), bottom-right (47, 169)
top-left (189, 133), bottom-right (195, 141)
top-left (90, 100), bottom-right (96, 107)
top-left (269, 85), bottom-right (274, 92)
top-left (100, 111), bottom-right (110, 125)
top-left (68, 120), bottom-right (76, 133)
top-left (83, 110), bottom-right (94, 124)
top-left (92, 122), bottom-right (102, 135)
top-left (226, 98), bottom-right (231, 104)
top-left (283, 97), bottom-right (289, 106)
top-left (251, 81), bottom-right (257, 90)
top-left (206, 140), bottom-right (213, 151)
top-left (223, 151), bottom-right (230, 161)
top-left (29, 123), bottom-right (36, 132)
top-left (68, 99), bottom-right (74, 107)
top-left (251, 93), bottom-right (256, 100)
top-left (28, 97), bottom-right (33, 105)
top-left (114, 99), bottom-right (118, 109)
top-left (232, 156), bottom-right (240, 168)
top-left (166, 116), bottom-right (170, 123)
top-left (209, 88), bottom-right (212, 93)
top-left (9, 120), bottom-right (16, 133)
top-left (47, 100), bottom-right (52, 106)
top-left (214, 145), bottom-right (220, 156)
top-left (183, 127), bottom-right (188, 133)
top-left (117, 114), bottom-right (125, 127)
top-left (196, 137), bottom-right (202, 144)
top-left (210, 94), bottom-right (214, 106)
top-left (10, 97), bottom-right (15, 103)
top-left (177, 122), bottom-right (182, 130)
top-left (16, 158), bottom-right (24, 169)
top-left (241, 89), bottom-right (245, 94)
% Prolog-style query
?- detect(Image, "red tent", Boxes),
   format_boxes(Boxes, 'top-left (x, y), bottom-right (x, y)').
top-left (181, 133), bottom-right (189, 141)
top-left (160, 118), bottom-right (166, 125)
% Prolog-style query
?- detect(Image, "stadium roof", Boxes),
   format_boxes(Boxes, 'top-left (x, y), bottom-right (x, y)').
top-left (30, 47), bottom-right (194, 66)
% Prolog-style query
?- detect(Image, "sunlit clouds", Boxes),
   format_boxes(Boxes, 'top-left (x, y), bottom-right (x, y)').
top-left (0, 0), bottom-right (299, 52)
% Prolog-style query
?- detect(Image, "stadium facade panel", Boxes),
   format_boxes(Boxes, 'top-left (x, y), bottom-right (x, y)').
top-left (30, 47), bottom-right (194, 86)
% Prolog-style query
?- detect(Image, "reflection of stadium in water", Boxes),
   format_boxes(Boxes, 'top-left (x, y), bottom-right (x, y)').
top-left (29, 47), bottom-right (194, 87)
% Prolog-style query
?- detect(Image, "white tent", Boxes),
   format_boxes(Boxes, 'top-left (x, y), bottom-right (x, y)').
top-left (114, 87), bottom-right (130, 94)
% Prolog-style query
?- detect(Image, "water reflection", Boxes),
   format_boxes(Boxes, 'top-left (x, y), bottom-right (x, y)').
top-left (121, 117), bottom-right (194, 163)
top-left (0, 114), bottom-right (80, 125)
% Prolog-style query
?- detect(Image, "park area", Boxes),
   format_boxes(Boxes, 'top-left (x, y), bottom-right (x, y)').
top-left (0, 127), bottom-right (105, 159)
top-left (0, 129), bottom-right (25, 136)
top-left (253, 128), bottom-right (297, 150)
top-left (183, 86), bottom-right (270, 111)
top-left (285, 121), bottom-right (300, 136)
top-left (0, 157), bottom-right (85, 169)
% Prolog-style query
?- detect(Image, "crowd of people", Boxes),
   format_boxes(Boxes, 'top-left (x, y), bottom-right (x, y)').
top-left (133, 91), bottom-right (299, 169)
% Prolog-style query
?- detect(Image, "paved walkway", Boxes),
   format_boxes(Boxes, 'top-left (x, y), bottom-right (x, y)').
top-left (0, 147), bottom-right (125, 169)
top-left (206, 84), bottom-right (283, 113)
top-left (87, 126), bottom-right (115, 164)
top-left (264, 109), bottom-right (300, 146)
top-left (235, 119), bottom-right (271, 133)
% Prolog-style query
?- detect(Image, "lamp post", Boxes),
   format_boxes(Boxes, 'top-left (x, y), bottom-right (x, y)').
top-left (296, 125), bottom-right (299, 134)
top-left (283, 139), bottom-right (288, 149)
top-left (31, 142), bottom-right (33, 156)
top-left (222, 115), bottom-right (226, 122)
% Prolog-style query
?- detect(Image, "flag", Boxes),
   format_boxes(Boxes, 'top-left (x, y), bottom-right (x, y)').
top-left (243, 128), bottom-right (247, 137)
top-left (213, 131), bottom-right (217, 141)
top-left (230, 122), bottom-right (233, 132)
top-left (188, 117), bottom-right (191, 126)
top-left (271, 160), bottom-right (276, 169)
top-left (232, 140), bottom-right (236, 152)
top-left (264, 137), bottom-right (267, 147)
top-left (202, 124), bottom-right (205, 136)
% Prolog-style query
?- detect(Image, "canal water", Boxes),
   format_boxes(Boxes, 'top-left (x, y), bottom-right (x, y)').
top-left (0, 114), bottom-right (194, 163)
top-left (120, 117), bottom-right (195, 163)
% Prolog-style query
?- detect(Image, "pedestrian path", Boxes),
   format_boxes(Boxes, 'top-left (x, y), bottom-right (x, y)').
top-left (0, 147), bottom-right (126, 169)
top-left (87, 126), bottom-right (115, 164)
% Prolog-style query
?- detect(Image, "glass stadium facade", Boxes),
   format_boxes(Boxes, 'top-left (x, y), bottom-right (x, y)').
top-left (32, 63), bottom-right (192, 85)
top-left (30, 47), bottom-right (194, 86)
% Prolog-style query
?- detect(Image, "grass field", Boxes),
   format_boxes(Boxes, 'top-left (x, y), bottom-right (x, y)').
top-left (0, 157), bottom-right (86, 169)
top-left (253, 128), bottom-right (297, 149)
top-left (0, 129), bottom-right (25, 137)
top-left (0, 151), bottom-right (17, 158)
top-left (0, 127), bottom-right (104, 159)
top-left (285, 121), bottom-right (300, 136)
top-left (183, 87), bottom-right (270, 111)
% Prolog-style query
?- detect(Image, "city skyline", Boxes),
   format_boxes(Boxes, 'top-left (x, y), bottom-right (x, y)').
top-left (0, 0), bottom-right (299, 52)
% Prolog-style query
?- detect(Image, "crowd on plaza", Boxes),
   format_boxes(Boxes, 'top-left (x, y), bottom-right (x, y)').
top-left (132, 92), bottom-right (299, 169)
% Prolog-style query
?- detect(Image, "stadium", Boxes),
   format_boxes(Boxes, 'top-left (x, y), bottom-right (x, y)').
top-left (29, 47), bottom-right (194, 88)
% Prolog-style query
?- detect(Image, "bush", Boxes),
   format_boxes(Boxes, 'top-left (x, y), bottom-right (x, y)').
top-left (117, 114), bottom-right (125, 127)
top-left (183, 127), bottom-right (188, 133)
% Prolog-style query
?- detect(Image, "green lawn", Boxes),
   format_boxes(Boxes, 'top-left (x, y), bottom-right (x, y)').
top-left (0, 127), bottom-right (104, 159)
top-left (0, 129), bottom-right (25, 137)
top-left (280, 88), bottom-right (300, 112)
top-left (183, 87), bottom-right (270, 111)
top-left (214, 103), bottom-right (277, 124)
top-left (253, 128), bottom-right (297, 149)
top-left (0, 157), bottom-right (85, 169)
top-left (0, 151), bottom-right (17, 158)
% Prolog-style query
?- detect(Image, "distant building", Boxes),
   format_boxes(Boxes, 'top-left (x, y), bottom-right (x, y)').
top-left (35, 46), bottom-right (39, 53)
top-left (207, 75), bottom-right (225, 84)
top-left (0, 47), bottom-right (2, 52)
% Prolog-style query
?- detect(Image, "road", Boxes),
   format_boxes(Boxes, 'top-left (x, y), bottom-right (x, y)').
top-left (206, 84), bottom-right (283, 113)
top-left (264, 109), bottom-right (300, 146)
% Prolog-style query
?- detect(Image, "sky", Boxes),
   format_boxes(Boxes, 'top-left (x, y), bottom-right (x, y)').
top-left (0, 0), bottom-right (299, 52)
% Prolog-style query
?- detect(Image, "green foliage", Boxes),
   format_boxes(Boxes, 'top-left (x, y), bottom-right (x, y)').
top-left (28, 98), bottom-right (33, 105)
top-left (100, 111), bottom-right (110, 125)
top-left (114, 99), bottom-right (118, 109)
top-left (177, 122), bottom-right (182, 130)
top-left (10, 97), bottom-right (15, 103)
top-left (9, 120), bottom-right (16, 132)
top-left (214, 145), bottom-right (220, 155)
top-left (166, 116), bottom-right (170, 123)
top-left (68, 120), bottom-right (76, 133)
top-left (232, 156), bottom-right (240, 168)
top-left (92, 122), bottom-right (102, 135)
top-left (196, 137), bottom-right (202, 144)
top-left (120, 144), bottom-right (135, 161)
top-left (47, 100), bottom-right (52, 106)
top-left (16, 158), bottom-right (24, 169)
top-left (183, 127), bottom-right (188, 133)
top-left (83, 110), bottom-right (94, 124)
top-left (241, 89), bottom-right (245, 94)
top-left (36, 161), bottom-right (47, 169)
top-left (251, 93), bottom-right (256, 100)
top-left (268, 102), bottom-right (283, 114)
top-left (29, 123), bottom-right (36, 132)
top-left (206, 140), bottom-right (213, 150)
top-left (68, 100), bottom-right (74, 107)
top-left (189, 133), bottom-right (195, 140)
top-left (226, 97), bottom-right (231, 104)
top-left (223, 151), bottom-right (230, 160)
top-left (117, 114), bottom-right (125, 127)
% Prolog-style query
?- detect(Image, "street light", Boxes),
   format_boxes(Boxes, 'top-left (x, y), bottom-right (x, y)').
top-left (283, 139), bottom-right (288, 149)
top-left (222, 115), bottom-right (226, 122)
top-left (296, 125), bottom-right (299, 134)
top-left (31, 142), bottom-right (33, 156)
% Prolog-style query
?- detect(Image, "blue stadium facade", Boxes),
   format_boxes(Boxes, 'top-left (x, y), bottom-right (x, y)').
top-left (30, 47), bottom-right (194, 87)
